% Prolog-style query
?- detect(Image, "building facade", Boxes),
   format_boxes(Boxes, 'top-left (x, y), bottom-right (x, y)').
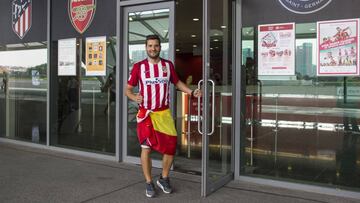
top-left (0, 0), bottom-right (359, 198)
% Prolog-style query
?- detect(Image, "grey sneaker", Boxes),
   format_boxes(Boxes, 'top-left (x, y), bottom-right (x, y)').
top-left (156, 176), bottom-right (172, 194)
top-left (145, 182), bottom-right (156, 198)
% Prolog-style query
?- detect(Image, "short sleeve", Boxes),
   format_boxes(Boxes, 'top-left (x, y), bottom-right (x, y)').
top-left (127, 63), bottom-right (139, 86)
top-left (169, 61), bottom-right (180, 84)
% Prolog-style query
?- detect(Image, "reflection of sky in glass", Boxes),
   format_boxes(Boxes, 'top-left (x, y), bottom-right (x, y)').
top-left (129, 43), bottom-right (169, 59)
top-left (0, 49), bottom-right (47, 68)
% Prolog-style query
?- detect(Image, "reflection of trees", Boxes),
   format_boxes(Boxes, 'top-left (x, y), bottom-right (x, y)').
top-left (10, 63), bottom-right (47, 79)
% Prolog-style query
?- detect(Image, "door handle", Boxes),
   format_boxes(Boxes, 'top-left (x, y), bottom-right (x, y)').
top-left (197, 80), bottom-right (204, 135)
top-left (197, 79), bottom-right (215, 136)
top-left (208, 79), bottom-right (215, 136)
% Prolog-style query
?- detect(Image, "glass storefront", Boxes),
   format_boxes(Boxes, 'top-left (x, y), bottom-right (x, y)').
top-left (0, 43), bottom-right (48, 144)
top-left (48, 0), bottom-right (117, 154)
top-left (50, 37), bottom-right (116, 154)
top-left (241, 0), bottom-right (360, 191)
top-left (0, 0), bottom-right (359, 196)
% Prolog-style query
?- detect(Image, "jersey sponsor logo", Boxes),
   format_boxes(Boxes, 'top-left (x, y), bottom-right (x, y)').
top-left (68, 0), bottom-right (96, 34)
top-left (144, 77), bottom-right (169, 85)
top-left (12, 0), bottom-right (32, 39)
top-left (278, 0), bottom-right (332, 14)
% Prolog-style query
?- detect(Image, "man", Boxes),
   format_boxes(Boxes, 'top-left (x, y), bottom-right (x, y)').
top-left (125, 35), bottom-right (201, 198)
top-left (103, 66), bottom-right (116, 114)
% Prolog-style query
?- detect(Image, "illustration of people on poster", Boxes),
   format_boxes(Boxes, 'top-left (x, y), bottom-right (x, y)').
top-left (86, 36), bottom-right (106, 76)
top-left (317, 18), bottom-right (359, 76)
top-left (258, 23), bottom-right (295, 76)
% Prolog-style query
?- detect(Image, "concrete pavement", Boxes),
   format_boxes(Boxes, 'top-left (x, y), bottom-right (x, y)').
top-left (0, 141), bottom-right (359, 203)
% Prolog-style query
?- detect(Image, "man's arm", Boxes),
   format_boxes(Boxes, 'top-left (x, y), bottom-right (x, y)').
top-left (125, 85), bottom-right (143, 104)
top-left (175, 80), bottom-right (201, 98)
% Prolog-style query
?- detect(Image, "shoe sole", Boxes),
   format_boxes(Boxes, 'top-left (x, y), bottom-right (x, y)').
top-left (146, 190), bottom-right (155, 198)
top-left (156, 180), bottom-right (171, 194)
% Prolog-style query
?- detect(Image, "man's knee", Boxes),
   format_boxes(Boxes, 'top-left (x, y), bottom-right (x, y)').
top-left (163, 154), bottom-right (174, 159)
top-left (141, 148), bottom-right (151, 155)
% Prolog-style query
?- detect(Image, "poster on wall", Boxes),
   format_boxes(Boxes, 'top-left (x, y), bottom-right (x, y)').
top-left (86, 36), bottom-right (106, 76)
top-left (317, 19), bottom-right (359, 76)
top-left (58, 38), bottom-right (77, 76)
top-left (258, 22), bottom-right (295, 76)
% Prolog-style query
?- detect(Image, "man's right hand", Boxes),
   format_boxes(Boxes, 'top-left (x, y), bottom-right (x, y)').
top-left (125, 85), bottom-right (143, 104)
top-left (134, 94), bottom-right (143, 104)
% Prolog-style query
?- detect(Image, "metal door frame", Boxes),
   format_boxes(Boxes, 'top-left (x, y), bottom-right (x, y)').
top-left (201, 0), bottom-right (235, 197)
top-left (117, 0), bottom-right (175, 167)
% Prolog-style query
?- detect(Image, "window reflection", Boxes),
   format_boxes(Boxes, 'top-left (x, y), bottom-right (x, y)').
top-left (0, 43), bottom-right (47, 143)
top-left (242, 23), bottom-right (360, 190)
top-left (51, 37), bottom-right (116, 154)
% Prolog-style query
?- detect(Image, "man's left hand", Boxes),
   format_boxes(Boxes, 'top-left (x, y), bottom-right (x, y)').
top-left (192, 89), bottom-right (202, 98)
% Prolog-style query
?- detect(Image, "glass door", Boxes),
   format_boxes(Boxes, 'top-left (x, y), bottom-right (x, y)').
top-left (201, 0), bottom-right (233, 196)
top-left (120, 0), bottom-right (233, 196)
top-left (122, 2), bottom-right (175, 167)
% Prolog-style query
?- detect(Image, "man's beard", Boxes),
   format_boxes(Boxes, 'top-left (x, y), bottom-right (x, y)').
top-left (147, 51), bottom-right (160, 59)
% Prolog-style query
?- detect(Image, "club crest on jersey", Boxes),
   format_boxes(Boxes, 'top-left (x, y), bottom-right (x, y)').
top-left (12, 0), bottom-right (32, 39)
top-left (68, 0), bottom-right (96, 34)
top-left (162, 66), bottom-right (167, 73)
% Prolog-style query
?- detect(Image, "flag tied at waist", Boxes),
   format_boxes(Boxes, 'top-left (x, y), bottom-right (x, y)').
top-left (136, 108), bottom-right (177, 155)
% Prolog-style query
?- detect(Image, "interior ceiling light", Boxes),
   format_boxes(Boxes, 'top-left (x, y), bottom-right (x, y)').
top-left (221, 25), bottom-right (226, 29)
top-left (213, 39), bottom-right (219, 42)
top-left (193, 18), bottom-right (199, 21)
top-left (193, 45), bottom-right (197, 48)
top-left (176, 49), bottom-right (180, 52)
top-left (191, 34), bottom-right (196, 38)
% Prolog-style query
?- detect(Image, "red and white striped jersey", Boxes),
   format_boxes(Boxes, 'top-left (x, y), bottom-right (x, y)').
top-left (128, 58), bottom-right (179, 111)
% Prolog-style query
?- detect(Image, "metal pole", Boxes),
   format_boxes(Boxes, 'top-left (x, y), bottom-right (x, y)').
top-left (274, 95), bottom-right (278, 164)
top-left (187, 94), bottom-right (191, 158)
top-left (107, 88), bottom-right (111, 140)
top-left (92, 87), bottom-right (95, 136)
top-left (219, 93), bottom-right (223, 157)
top-left (250, 95), bottom-right (254, 166)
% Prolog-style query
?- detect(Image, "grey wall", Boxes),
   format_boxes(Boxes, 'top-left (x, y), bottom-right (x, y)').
top-left (242, 0), bottom-right (360, 26)
top-left (51, 0), bottom-right (117, 40)
top-left (0, 0), bottom-right (47, 45)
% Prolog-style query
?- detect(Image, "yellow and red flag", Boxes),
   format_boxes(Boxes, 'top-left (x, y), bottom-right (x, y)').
top-left (137, 108), bottom-right (177, 155)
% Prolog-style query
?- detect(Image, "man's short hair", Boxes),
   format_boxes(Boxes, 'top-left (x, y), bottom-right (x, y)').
top-left (145, 35), bottom-right (161, 45)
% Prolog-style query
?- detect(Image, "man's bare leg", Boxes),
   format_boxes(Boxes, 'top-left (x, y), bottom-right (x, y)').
top-left (141, 148), bottom-right (152, 182)
top-left (162, 154), bottom-right (174, 178)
